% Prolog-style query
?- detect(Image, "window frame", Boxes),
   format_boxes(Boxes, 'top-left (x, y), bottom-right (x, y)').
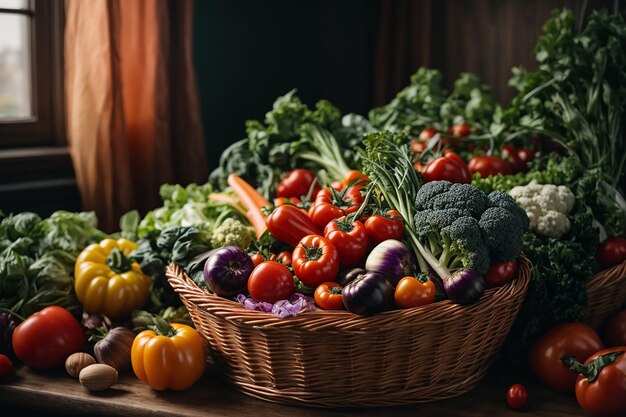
top-left (0, 0), bottom-right (66, 148)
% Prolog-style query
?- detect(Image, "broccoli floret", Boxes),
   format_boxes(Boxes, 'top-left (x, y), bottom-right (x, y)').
top-left (440, 217), bottom-right (491, 275)
top-left (431, 183), bottom-right (488, 218)
top-left (210, 218), bottom-right (255, 250)
top-left (487, 191), bottom-right (530, 232)
top-left (478, 207), bottom-right (525, 262)
top-left (414, 180), bottom-right (453, 211)
top-left (414, 208), bottom-right (466, 255)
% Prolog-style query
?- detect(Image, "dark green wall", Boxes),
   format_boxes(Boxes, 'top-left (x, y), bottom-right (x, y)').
top-left (193, 0), bottom-right (377, 170)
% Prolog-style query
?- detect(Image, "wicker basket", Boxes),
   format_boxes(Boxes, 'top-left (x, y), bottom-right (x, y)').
top-left (166, 256), bottom-right (531, 407)
top-left (584, 260), bottom-right (626, 329)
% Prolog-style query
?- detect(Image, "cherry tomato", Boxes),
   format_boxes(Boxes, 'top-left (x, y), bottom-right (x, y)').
top-left (364, 210), bottom-right (405, 245)
top-left (468, 155), bottom-right (513, 177)
top-left (250, 253), bottom-right (265, 267)
top-left (596, 236), bottom-right (626, 269)
top-left (502, 145), bottom-right (536, 173)
top-left (266, 204), bottom-right (321, 247)
top-left (292, 235), bottom-right (340, 288)
top-left (324, 217), bottom-right (369, 268)
top-left (276, 169), bottom-right (320, 199)
top-left (419, 127), bottom-right (439, 141)
top-left (484, 260), bottom-right (519, 288)
top-left (422, 152), bottom-right (471, 184)
top-left (604, 310), bottom-right (626, 347)
top-left (506, 384), bottom-right (528, 410)
top-left (314, 282), bottom-right (345, 310)
top-left (530, 322), bottom-right (604, 392)
top-left (394, 276), bottom-right (435, 308)
top-left (274, 250), bottom-right (292, 266)
top-left (413, 161), bottom-right (426, 173)
top-left (247, 261), bottom-right (294, 303)
top-left (12, 305), bottom-right (84, 370)
top-left (411, 139), bottom-right (428, 156)
top-left (450, 122), bottom-right (471, 137)
top-left (0, 354), bottom-right (13, 378)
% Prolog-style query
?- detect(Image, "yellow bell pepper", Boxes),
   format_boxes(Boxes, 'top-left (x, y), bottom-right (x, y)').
top-left (74, 238), bottom-right (152, 320)
top-left (131, 320), bottom-right (206, 391)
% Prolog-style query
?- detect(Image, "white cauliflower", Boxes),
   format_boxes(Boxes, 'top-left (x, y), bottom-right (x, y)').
top-left (508, 181), bottom-right (575, 239)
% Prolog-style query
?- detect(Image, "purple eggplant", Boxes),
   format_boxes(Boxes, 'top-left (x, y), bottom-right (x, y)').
top-left (443, 269), bottom-right (485, 305)
top-left (365, 239), bottom-right (414, 286)
top-left (203, 246), bottom-right (254, 297)
top-left (335, 267), bottom-right (366, 287)
top-left (341, 271), bottom-right (394, 316)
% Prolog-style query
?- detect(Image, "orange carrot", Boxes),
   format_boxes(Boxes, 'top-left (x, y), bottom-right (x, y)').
top-left (247, 209), bottom-right (267, 239)
top-left (227, 174), bottom-right (269, 238)
top-left (227, 174), bottom-right (270, 210)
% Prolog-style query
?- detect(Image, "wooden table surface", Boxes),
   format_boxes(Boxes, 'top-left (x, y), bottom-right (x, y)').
top-left (0, 359), bottom-right (584, 417)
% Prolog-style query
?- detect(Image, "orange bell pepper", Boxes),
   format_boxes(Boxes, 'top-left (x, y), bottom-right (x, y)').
top-left (131, 320), bottom-right (206, 391)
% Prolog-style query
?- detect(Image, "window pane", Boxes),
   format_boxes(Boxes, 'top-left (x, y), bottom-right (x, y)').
top-left (0, 0), bottom-right (27, 10)
top-left (0, 13), bottom-right (31, 120)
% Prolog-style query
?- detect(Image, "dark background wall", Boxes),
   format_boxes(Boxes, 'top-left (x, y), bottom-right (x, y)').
top-left (192, 0), bottom-right (377, 171)
top-left (193, 0), bottom-right (616, 171)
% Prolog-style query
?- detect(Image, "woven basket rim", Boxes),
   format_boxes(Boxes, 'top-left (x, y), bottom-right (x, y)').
top-left (586, 259), bottom-right (626, 288)
top-left (166, 255), bottom-right (532, 330)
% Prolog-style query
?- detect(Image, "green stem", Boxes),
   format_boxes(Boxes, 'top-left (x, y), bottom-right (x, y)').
top-left (106, 248), bottom-right (133, 274)
top-left (562, 351), bottom-right (623, 384)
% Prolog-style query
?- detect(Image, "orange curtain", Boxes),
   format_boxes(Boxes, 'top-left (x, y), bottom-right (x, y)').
top-left (65, 0), bottom-right (207, 232)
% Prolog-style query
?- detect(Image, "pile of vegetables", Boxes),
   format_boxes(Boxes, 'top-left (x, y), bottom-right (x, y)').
top-left (2, 8), bottom-right (626, 413)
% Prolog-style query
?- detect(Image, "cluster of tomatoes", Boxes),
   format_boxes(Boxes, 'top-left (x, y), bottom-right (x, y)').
top-left (245, 168), bottom-right (419, 311)
top-left (513, 311), bottom-right (626, 416)
top-left (411, 123), bottom-right (536, 182)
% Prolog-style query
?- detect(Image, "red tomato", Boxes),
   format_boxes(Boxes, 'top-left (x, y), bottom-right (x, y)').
top-left (276, 169), bottom-right (320, 199)
top-left (450, 122), bottom-right (471, 137)
top-left (411, 139), bottom-right (427, 157)
top-left (506, 384), bottom-right (528, 410)
top-left (324, 217), bottom-right (369, 268)
top-left (247, 261), bottom-right (294, 303)
top-left (502, 145), bottom-right (536, 173)
top-left (343, 182), bottom-right (366, 206)
top-left (0, 354), bottom-right (13, 378)
top-left (364, 210), bottom-right (405, 245)
top-left (314, 282), bottom-right (345, 310)
top-left (413, 161), bottom-right (426, 173)
top-left (394, 276), bottom-right (435, 308)
top-left (597, 237), bottom-right (626, 269)
top-left (292, 235), bottom-right (339, 287)
top-left (422, 153), bottom-right (471, 184)
top-left (12, 306), bottom-right (84, 370)
top-left (529, 323), bottom-right (604, 392)
top-left (266, 204), bottom-right (322, 247)
top-left (570, 347), bottom-right (626, 417)
top-left (484, 260), bottom-right (519, 288)
top-left (419, 127), bottom-right (439, 141)
top-left (468, 155), bottom-right (513, 177)
top-left (309, 187), bottom-right (361, 230)
top-left (604, 310), bottom-right (626, 347)
top-left (250, 253), bottom-right (265, 267)
top-left (274, 250), bottom-right (292, 266)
